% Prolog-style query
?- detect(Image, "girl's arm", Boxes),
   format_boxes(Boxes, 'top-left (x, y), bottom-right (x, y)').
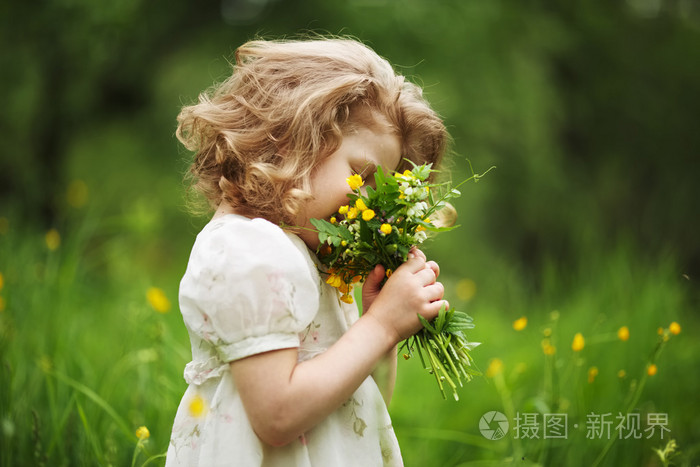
top-left (361, 252), bottom-right (440, 406)
top-left (230, 250), bottom-right (446, 447)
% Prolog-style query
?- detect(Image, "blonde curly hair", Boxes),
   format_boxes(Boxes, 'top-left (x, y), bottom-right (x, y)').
top-left (177, 37), bottom-right (448, 225)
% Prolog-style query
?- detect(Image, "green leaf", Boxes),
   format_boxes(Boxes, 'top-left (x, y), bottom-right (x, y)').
top-left (418, 314), bottom-right (437, 334)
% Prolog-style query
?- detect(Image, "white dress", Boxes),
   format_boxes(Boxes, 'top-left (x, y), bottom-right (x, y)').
top-left (166, 214), bottom-right (403, 466)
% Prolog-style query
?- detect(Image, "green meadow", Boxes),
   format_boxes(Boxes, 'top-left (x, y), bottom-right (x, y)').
top-left (2, 1), bottom-right (699, 466)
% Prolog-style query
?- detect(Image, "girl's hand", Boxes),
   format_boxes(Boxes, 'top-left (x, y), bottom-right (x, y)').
top-left (362, 249), bottom-right (441, 313)
top-left (365, 248), bottom-right (447, 343)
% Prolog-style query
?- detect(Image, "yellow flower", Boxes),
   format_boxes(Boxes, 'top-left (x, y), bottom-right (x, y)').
top-left (542, 342), bottom-right (556, 356)
top-left (385, 269), bottom-right (392, 278)
top-left (326, 274), bottom-right (343, 288)
top-left (330, 216), bottom-right (337, 224)
top-left (379, 223), bottom-right (392, 235)
top-left (617, 326), bottom-right (630, 341)
top-left (147, 287), bottom-right (171, 313)
top-left (340, 293), bottom-right (354, 304)
top-left (416, 225), bottom-right (426, 232)
top-left (347, 207), bottom-right (359, 220)
top-left (135, 426), bottom-right (150, 440)
top-left (669, 321), bottom-right (681, 335)
top-left (588, 366), bottom-right (599, 384)
top-left (572, 332), bottom-right (585, 352)
top-left (657, 327), bottom-right (664, 335)
top-left (355, 199), bottom-right (368, 211)
top-left (361, 209), bottom-right (375, 221)
top-left (189, 394), bottom-right (207, 417)
top-left (347, 174), bottom-right (364, 191)
top-left (45, 229), bottom-right (61, 251)
top-left (617, 369), bottom-right (626, 378)
top-left (647, 363), bottom-right (658, 376)
top-left (338, 282), bottom-right (352, 294)
top-left (512, 316), bottom-right (527, 331)
top-left (456, 278), bottom-right (476, 302)
top-left (485, 358), bottom-right (503, 378)
top-left (338, 205), bottom-right (349, 215)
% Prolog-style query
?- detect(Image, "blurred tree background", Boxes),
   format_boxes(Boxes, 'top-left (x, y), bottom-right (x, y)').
top-left (2, 0), bottom-right (699, 465)
top-left (3, 0), bottom-right (700, 285)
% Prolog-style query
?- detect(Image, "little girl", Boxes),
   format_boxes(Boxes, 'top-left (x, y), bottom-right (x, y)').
top-left (166, 37), bottom-right (450, 466)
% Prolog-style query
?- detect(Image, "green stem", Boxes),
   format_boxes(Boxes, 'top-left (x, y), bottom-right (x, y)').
top-left (591, 336), bottom-right (668, 467)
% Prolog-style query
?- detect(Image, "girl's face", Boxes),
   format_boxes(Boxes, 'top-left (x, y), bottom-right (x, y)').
top-left (296, 113), bottom-right (402, 250)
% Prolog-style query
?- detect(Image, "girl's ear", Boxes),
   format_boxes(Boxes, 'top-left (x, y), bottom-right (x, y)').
top-left (431, 202), bottom-right (457, 229)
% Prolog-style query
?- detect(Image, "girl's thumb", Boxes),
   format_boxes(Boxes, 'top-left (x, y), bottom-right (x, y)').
top-left (365, 264), bottom-right (385, 294)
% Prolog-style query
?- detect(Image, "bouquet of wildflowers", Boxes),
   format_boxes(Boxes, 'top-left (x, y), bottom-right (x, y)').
top-left (311, 162), bottom-right (485, 400)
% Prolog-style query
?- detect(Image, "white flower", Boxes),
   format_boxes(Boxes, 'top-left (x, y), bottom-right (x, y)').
top-left (414, 230), bottom-right (428, 243)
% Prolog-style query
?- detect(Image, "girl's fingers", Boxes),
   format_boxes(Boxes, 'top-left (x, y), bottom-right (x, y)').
top-left (410, 247), bottom-right (427, 262)
top-left (402, 252), bottom-right (427, 273)
top-left (422, 299), bottom-right (449, 320)
top-left (425, 260), bottom-right (440, 278)
top-left (415, 267), bottom-right (437, 285)
top-left (424, 282), bottom-right (445, 302)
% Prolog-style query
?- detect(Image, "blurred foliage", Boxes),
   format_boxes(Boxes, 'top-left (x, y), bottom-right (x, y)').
top-left (2, 0), bottom-right (700, 465)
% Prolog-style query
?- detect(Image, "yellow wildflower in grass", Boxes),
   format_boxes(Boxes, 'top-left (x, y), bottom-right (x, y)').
top-left (347, 174), bottom-right (364, 191)
top-left (379, 223), bottom-right (392, 235)
top-left (346, 207), bottom-right (359, 220)
top-left (338, 205), bottom-right (349, 215)
top-left (647, 363), bottom-right (658, 376)
top-left (541, 338), bottom-right (556, 355)
top-left (456, 278), bottom-right (476, 302)
top-left (189, 394), bottom-right (207, 417)
top-left (135, 426), bottom-right (150, 440)
top-left (588, 366), bottom-right (599, 384)
top-left (669, 321), bottom-right (681, 335)
top-left (415, 225), bottom-right (426, 232)
top-left (617, 369), bottom-right (626, 378)
top-left (330, 216), bottom-right (337, 224)
top-left (66, 179), bottom-right (89, 208)
top-left (340, 294), bottom-right (354, 304)
top-left (355, 199), bottom-right (368, 211)
top-left (543, 327), bottom-right (552, 337)
top-left (147, 287), bottom-right (171, 313)
top-left (617, 326), bottom-right (630, 341)
top-left (362, 209), bottom-right (375, 221)
top-left (572, 332), bottom-right (585, 352)
top-left (657, 327), bottom-right (664, 335)
top-left (512, 316), bottom-right (527, 331)
top-left (45, 229), bottom-right (61, 251)
top-left (485, 358), bottom-right (503, 378)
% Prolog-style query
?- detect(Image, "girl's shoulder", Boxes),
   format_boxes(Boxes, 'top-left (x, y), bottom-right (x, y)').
top-left (189, 214), bottom-right (313, 273)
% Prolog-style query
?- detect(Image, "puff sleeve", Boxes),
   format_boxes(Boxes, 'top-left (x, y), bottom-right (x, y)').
top-left (178, 217), bottom-right (319, 363)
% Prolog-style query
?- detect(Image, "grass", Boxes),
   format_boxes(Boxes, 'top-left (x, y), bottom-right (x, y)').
top-left (1, 200), bottom-right (698, 466)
